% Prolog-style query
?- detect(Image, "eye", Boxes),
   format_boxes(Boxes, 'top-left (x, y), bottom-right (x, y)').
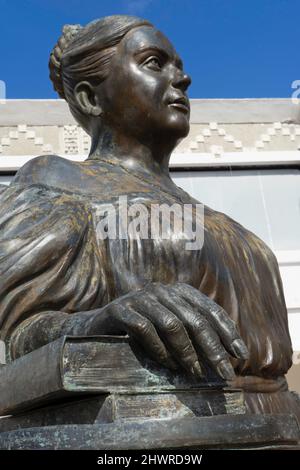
top-left (143, 56), bottom-right (162, 71)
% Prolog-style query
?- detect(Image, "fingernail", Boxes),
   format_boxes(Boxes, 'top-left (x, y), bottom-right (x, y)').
top-left (191, 360), bottom-right (203, 378)
top-left (231, 339), bottom-right (249, 359)
top-left (217, 360), bottom-right (235, 380)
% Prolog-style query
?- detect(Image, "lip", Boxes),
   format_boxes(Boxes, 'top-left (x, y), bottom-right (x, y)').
top-left (168, 97), bottom-right (190, 114)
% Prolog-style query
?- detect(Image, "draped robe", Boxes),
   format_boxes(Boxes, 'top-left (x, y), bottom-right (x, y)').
top-left (0, 154), bottom-right (298, 419)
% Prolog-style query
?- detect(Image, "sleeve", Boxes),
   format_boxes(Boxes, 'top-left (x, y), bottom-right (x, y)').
top-left (0, 183), bottom-right (110, 359)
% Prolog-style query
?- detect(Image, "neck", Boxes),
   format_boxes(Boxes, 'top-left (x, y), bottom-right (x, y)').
top-left (87, 123), bottom-right (177, 179)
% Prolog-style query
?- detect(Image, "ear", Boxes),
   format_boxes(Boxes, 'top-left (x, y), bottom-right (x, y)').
top-left (73, 81), bottom-right (103, 117)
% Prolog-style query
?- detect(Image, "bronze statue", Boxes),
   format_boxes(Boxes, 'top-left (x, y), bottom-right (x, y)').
top-left (0, 15), bottom-right (299, 441)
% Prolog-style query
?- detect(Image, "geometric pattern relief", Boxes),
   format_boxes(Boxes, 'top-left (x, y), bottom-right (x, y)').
top-left (63, 125), bottom-right (91, 155)
top-left (63, 125), bottom-right (79, 154)
top-left (1, 122), bottom-right (300, 157)
top-left (176, 122), bottom-right (300, 155)
top-left (63, 122), bottom-right (300, 156)
top-left (0, 124), bottom-right (54, 155)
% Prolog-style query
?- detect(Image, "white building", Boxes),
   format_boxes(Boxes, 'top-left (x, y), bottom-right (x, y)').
top-left (0, 98), bottom-right (299, 391)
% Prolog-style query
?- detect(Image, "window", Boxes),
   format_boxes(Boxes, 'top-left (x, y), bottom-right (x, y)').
top-left (171, 167), bottom-right (300, 252)
top-left (0, 176), bottom-right (11, 186)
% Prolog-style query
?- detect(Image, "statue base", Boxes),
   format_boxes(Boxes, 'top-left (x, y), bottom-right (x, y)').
top-left (0, 337), bottom-right (299, 449)
top-left (0, 414), bottom-right (299, 450)
top-left (0, 393), bottom-right (299, 450)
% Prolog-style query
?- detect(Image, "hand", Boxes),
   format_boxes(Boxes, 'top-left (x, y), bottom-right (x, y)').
top-left (89, 282), bottom-right (249, 380)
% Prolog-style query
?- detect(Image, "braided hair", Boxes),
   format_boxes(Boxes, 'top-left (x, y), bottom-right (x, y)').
top-left (49, 15), bottom-right (152, 134)
top-left (49, 24), bottom-right (82, 100)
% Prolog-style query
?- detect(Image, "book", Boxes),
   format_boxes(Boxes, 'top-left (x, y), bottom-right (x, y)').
top-left (0, 335), bottom-right (242, 417)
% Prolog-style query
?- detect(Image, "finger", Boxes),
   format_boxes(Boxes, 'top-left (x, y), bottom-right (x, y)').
top-left (109, 303), bottom-right (177, 370)
top-left (152, 286), bottom-right (235, 380)
top-left (192, 317), bottom-right (235, 380)
top-left (134, 294), bottom-right (203, 378)
top-left (172, 283), bottom-right (249, 360)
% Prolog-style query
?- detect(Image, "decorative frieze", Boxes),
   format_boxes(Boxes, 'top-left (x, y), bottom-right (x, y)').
top-left (0, 124), bottom-right (55, 155)
top-left (182, 122), bottom-right (300, 155)
top-left (0, 100), bottom-right (299, 157)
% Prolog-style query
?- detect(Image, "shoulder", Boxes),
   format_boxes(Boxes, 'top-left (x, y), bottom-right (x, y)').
top-left (13, 155), bottom-right (80, 190)
top-left (5, 155), bottom-right (93, 227)
top-left (1, 177), bottom-right (93, 245)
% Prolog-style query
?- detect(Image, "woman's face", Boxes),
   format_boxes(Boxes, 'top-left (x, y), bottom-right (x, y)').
top-left (96, 25), bottom-right (191, 144)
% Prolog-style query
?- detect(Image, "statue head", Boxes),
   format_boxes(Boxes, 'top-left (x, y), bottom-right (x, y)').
top-left (49, 15), bottom-right (191, 150)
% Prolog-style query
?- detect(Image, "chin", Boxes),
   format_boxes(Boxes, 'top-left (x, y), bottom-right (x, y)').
top-left (165, 118), bottom-right (190, 139)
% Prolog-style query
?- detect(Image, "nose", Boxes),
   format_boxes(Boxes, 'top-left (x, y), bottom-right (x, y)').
top-left (172, 69), bottom-right (192, 92)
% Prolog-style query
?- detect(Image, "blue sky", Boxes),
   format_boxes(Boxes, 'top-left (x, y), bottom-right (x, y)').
top-left (0, 0), bottom-right (299, 99)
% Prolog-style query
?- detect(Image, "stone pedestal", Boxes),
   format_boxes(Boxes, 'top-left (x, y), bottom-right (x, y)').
top-left (0, 392), bottom-right (299, 449)
top-left (0, 337), bottom-right (299, 449)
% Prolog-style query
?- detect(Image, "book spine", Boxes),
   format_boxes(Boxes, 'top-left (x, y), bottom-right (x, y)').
top-left (0, 336), bottom-right (66, 416)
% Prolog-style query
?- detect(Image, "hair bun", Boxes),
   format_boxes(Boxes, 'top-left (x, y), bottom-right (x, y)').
top-left (49, 24), bottom-right (82, 99)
